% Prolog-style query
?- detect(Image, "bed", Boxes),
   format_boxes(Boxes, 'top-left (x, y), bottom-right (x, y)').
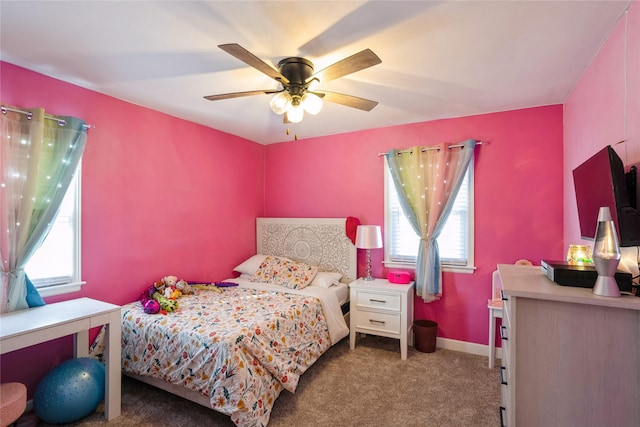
top-left (120, 218), bottom-right (356, 427)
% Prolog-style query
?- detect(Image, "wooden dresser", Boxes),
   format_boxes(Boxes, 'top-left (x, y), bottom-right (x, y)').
top-left (498, 264), bottom-right (640, 427)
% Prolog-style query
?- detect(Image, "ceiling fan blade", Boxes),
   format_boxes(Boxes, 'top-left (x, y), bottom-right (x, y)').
top-left (219, 43), bottom-right (289, 85)
top-left (317, 91), bottom-right (379, 111)
top-left (307, 49), bottom-right (381, 84)
top-left (204, 89), bottom-right (277, 101)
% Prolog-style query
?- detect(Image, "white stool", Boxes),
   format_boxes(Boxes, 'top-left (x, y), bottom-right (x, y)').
top-left (487, 270), bottom-right (503, 369)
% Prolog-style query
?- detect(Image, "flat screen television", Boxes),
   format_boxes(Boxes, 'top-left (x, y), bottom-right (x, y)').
top-left (573, 145), bottom-right (640, 246)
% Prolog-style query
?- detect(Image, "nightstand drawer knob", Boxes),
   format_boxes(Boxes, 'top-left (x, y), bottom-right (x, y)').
top-left (369, 319), bottom-right (386, 325)
top-left (369, 299), bottom-right (387, 304)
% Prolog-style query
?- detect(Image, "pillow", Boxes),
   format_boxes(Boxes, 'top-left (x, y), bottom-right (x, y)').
top-left (251, 256), bottom-right (318, 289)
top-left (233, 254), bottom-right (268, 276)
top-left (311, 271), bottom-right (342, 288)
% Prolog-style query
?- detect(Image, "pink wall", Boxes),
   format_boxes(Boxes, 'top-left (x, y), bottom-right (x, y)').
top-left (1, 43), bottom-right (576, 394)
top-left (564, 1), bottom-right (640, 247)
top-left (265, 105), bottom-right (565, 345)
top-left (0, 62), bottom-right (265, 394)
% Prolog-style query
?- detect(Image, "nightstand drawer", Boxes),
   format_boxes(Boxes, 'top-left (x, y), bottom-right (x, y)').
top-left (356, 291), bottom-right (401, 311)
top-left (354, 310), bottom-right (401, 334)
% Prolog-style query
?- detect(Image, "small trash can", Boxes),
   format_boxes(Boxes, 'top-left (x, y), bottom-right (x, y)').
top-left (414, 319), bottom-right (438, 353)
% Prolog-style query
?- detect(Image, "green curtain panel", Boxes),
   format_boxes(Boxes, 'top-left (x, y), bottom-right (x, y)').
top-left (386, 139), bottom-right (475, 301)
top-left (1, 105), bottom-right (87, 313)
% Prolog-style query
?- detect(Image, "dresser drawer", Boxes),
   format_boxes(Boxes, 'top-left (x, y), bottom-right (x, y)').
top-left (501, 327), bottom-right (511, 370)
top-left (500, 363), bottom-right (510, 388)
top-left (501, 290), bottom-right (511, 329)
top-left (353, 310), bottom-right (401, 334)
top-left (502, 305), bottom-right (511, 330)
top-left (356, 291), bottom-right (401, 311)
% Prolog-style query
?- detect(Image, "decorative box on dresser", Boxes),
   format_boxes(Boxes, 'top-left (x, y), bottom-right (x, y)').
top-left (349, 278), bottom-right (414, 360)
top-left (497, 264), bottom-right (640, 427)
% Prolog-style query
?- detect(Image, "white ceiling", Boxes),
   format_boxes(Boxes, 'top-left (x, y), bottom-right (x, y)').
top-left (0, 1), bottom-right (633, 145)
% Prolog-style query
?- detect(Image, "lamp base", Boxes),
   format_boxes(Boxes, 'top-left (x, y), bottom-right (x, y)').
top-left (592, 275), bottom-right (621, 297)
top-left (363, 249), bottom-right (375, 281)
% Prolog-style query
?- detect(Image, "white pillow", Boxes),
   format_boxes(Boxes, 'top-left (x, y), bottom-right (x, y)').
top-left (311, 271), bottom-right (342, 288)
top-left (233, 254), bottom-right (267, 276)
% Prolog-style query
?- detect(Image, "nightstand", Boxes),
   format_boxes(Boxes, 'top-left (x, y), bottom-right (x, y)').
top-left (349, 278), bottom-right (414, 360)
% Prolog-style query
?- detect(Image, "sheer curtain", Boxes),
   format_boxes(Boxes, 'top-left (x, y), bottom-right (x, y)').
top-left (1, 105), bottom-right (87, 313)
top-left (386, 139), bottom-right (476, 302)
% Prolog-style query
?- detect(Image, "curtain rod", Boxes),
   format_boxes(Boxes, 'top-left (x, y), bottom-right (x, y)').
top-left (377, 140), bottom-right (486, 157)
top-left (1, 105), bottom-right (94, 130)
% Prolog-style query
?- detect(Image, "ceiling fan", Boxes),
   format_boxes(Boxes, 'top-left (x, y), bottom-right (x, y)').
top-left (204, 43), bottom-right (382, 124)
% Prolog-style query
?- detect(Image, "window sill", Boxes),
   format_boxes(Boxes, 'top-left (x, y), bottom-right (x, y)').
top-left (442, 265), bottom-right (476, 274)
top-left (36, 281), bottom-right (86, 298)
top-left (383, 261), bottom-right (476, 274)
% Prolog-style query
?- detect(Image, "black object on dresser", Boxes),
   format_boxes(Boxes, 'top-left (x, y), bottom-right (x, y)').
top-left (541, 260), bottom-right (632, 292)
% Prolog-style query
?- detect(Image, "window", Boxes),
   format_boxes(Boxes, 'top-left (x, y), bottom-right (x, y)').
top-left (25, 166), bottom-right (83, 296)
top-left (384, 162), bottom-right (474, 273)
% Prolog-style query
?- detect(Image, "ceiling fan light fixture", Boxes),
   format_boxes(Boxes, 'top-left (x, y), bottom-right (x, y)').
top-left (287, 102), bottom-right (304, 123)
top-left (307, 78), bottom-right (320, 91)
top-left (301, 92), bottom-right (323, 115)
top-left (269, 91), bottom-right (292, 115)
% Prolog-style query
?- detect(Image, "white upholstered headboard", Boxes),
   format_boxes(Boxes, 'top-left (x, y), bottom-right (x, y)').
top-left (256, 218), bottom-right (357, 283)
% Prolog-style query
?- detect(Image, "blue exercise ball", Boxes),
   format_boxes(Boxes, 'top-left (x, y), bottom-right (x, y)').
top-left (34, 357), bottom-right (105, 424)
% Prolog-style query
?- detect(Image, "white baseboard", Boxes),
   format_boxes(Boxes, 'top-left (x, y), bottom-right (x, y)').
top-left (435, 336), bottom-right (502, 361)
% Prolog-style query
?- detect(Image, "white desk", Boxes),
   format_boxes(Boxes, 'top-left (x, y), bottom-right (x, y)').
top-left (0, 297), bottom-right (121, 420)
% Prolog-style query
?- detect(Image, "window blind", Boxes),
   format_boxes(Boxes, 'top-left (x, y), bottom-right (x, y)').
top-left (385, 166), bottom-right (471, 266)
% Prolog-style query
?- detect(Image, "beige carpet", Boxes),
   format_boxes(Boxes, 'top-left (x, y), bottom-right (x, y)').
top-left (36, 335), bottom-right (501, 426)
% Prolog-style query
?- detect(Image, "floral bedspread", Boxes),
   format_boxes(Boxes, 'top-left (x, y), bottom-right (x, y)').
top-left (121, 286), bottom-right (332, 427)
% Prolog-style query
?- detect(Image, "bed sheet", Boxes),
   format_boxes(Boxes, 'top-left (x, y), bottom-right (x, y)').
top-left (333, 281), bottom-right (349, 306)
top-left (121, 282), bottom-right (345, 426)
top-left (226, 278), bottom-right (349, 345)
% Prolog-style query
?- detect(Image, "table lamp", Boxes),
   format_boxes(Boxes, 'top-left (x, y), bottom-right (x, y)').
top-left (355, 225), bottom-right (382, 281)
top-left (566, 244), bottom-right (592, 264)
